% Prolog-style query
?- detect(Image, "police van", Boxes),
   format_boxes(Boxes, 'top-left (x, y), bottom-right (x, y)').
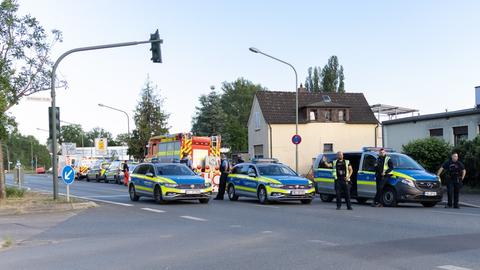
top-left (313, 147), bottom-right (443, 207)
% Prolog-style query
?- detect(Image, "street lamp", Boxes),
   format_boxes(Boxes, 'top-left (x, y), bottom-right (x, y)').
top-left (249, 47), bottom-right (299, 172)
top-left (98, 103), bottom-right (130, 138)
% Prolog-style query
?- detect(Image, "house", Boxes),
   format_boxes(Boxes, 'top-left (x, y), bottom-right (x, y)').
top-left (383, 86), bottom-right (480, 150)
top-left (247, 89), bottom-right (379, 174)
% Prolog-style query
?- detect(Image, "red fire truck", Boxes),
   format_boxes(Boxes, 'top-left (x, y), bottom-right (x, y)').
top-left (145, 133), bottom-right (222, 191)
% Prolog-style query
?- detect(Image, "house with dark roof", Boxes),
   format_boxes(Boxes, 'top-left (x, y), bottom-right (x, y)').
top-left (248, 89), bottom-right (379, 174)
top-left (383, 86), bottom-right (480, 151)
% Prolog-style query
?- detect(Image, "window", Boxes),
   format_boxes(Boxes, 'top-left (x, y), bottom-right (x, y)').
top-left (254, 145), bottom-right (264, 159)
top-left (247, 166), bottom-right (257, 176)
top-left (156, 164), bottom-right (195, 176)
top-left (362, 154), bottom-right (377, 172)
top-left (309, 110), bottom-right (318, 121)
top-left (239, 165), bottom-right (249, 175)
top-left (145, 165), bottom-right (156, 176)
top-left (338, 110), bottom-right (345, 121)
top-left (453, 126), bottom-right (468, 146)
top-left (323, 110), bottom-right (331, 121)
top-left (257, 164), bottom-right (297, 176)
top-left (254, 112), bottom-right (261, 131)
top-left (323, 143), bottom-right (333, 152)
top-left (322, 95), bottom-right (331, 103)
top-left (134, 165), bottom-right (148, 175)
top-left (429, 128), bottom-right (443, 138)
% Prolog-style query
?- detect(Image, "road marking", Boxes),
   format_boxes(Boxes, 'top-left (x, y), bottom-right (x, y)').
top-left (307, 240), bottom-right (338, 246)
top-left (86, 195), bottom-right (130, 198)
top-left (180, 216), bottom-right (207, 222)
top-left (432, 211), bottom-right (480, 217)
top-left (261, 230), bottom-right (273, 234)
top-left (443, 200), bottom-right (480, 208)
top-left (254, 204), bottom-right (279, 209)
top-left (437, 265), bottom-right (473, 270)
top-left (229, 225), bottom-right (242, 228)
top-left (141, 208), bottom-right (166, 213)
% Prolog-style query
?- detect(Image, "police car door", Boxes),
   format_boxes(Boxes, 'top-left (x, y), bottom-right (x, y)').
top-left (357, 154), bottom-right (377, 198)
top-left (131, 165), bottom-right (148, 195)
top-left (245, 165), bottom-right (260, 197)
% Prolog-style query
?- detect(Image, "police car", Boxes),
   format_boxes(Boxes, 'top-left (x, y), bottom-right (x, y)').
top-left (313, 147), bottom-right (443, 207)
top-left (226, 159), bottom-right (316, 204)
top-left (128, 163), bottom-right (212, 204)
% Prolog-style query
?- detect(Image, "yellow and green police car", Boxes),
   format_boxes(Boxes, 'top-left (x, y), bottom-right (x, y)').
top-left (129, 163), bottom-right (212, 204)
top-left (227, 159), bottom-right (316, 204)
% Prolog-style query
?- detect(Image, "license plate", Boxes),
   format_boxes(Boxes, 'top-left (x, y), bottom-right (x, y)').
top-left (425, 191), bottom-right (437, 196)
top-left (186, 190), bottom-right (201, 195)
top-left (291, 190), bottom-right (305, 195)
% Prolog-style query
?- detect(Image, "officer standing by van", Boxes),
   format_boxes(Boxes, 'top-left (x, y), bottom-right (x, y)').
top-left (214, 154), bottom-right (230, 200)
top-left (322, 151), bottom-right (353, 210)
top-left (372, 148), bottom-right (393, 207)
top-left (437, 152), bottom-right (466, 209)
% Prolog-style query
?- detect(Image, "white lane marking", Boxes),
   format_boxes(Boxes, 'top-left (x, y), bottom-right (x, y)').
top-left (254, 204), bottom-right (279, 209)
top-left (86, 195), bottom-right (130, 198)
top-left (437, 265), bottom-right (473, 270)
top-left (443, 200), bottom-right (480, 208)
top-left (141, 208), bottom-right (166, 213)
top-left (307, 240), bottom-right (338, 246)
top-left (261, 230), bottom-right (273, 234)
top-left (180, 216), bottom-right (207, 222)
top-left (432, 211), bottom-right (480, 217)
top-left (229, 225), bottom-right (242, 228)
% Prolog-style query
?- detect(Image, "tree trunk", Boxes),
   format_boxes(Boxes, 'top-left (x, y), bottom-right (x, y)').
top-left (0, 141), bottom-right (6, 200)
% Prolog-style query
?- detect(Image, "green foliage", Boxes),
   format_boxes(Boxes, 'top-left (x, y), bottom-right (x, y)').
top-left (129, 77), bottom-right (170, 159)
top-left (3, 131), bottom-right (51, 170)
top-left (305, 56), bottom-right (345, 92)
top-left (115, 133), bottom-right (130, 146)
top-left (192, 90), bottom-right (226, 136)
top-left (402, 137), bottom-right (452, 174)
top-left (61, 124), bottom-right (85, 147)
top-left (6, 186), bottom-right (25, 198)
top-left (453, 136), bottom-right (480, 187)
top-left (85, 127), bottom-right (119, 147)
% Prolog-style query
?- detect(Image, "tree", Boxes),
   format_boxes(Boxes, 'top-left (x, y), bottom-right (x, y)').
top-left (192, 89), bottom-right (227, 136)
top-left (115, 133), bottom-right (130, 146)
top-left (0, 0), bottom-right (63, 199)
top-left (85, 127), bottom-right (118, 147)
top-left (453, 136), bottom-right (480, 187)
top-left (219, 78), bottom-right (265, 152)
top-left (3, 131), bottom-right (50, 171)
top-left (128, 77), bottom-right (170, 159)
top-left (60, 124), bottom-right (85, 147)
top-left (402, 137), bottom-right (452, 174)
top-left (305, 56), bottom-right (345, 93)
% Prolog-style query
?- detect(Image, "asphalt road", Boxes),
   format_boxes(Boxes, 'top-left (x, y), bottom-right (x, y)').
top-left (2, 174), bottom-right (480, 270)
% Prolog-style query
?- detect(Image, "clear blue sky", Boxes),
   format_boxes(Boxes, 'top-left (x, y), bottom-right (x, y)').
top-left (11, 0), bottom-right (480, 143)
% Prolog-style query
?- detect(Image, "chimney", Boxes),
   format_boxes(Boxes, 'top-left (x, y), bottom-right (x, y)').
top-left (476, 86), bottom-right (480, 109)
top-left (298, 83), bottom-right (307, 92)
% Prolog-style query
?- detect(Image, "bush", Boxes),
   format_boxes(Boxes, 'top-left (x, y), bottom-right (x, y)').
top-left (402, 137), bottom-right (452, 174)
top-left (6, 186), bottom-right (26, 198)
top-left (453, 136), bottom-right (480, 188)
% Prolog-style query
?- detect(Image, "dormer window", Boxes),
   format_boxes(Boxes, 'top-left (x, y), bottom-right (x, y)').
top-left (322, 95), bottom-right (331, 103)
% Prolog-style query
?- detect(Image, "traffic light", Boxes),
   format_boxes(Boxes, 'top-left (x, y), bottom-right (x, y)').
top-left (48, 106), bottom-right (60, 141)
top-left (150, 29), bottom-right (163, 63)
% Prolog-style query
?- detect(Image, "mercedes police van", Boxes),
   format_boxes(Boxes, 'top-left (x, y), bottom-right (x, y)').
top-left (313, 147), bottom-right (443, 207)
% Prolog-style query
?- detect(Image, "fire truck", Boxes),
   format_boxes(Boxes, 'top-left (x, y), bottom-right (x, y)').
top-left (146, 133), bottom-right (222, 191)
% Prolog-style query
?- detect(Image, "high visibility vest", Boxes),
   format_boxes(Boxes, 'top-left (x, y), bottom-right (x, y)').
top-left (332, 159), bottom-right (350, 180)
top-left (382, 156), bottom-right (391, 174)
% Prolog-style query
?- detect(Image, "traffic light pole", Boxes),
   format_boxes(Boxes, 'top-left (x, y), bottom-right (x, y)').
top-left (50, 38), bottom-right (162, 200)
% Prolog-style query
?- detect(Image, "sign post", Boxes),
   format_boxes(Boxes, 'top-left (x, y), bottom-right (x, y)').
top-left (61, 165), bottom-right (76, 202)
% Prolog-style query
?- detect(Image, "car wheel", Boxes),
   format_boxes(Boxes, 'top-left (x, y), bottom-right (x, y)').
top-left (199, 198), bottom-right (210, 204)
top-left (86, 175), bottom-right (90, 182)
top-left (153, 185), bottom-right (165, 204)
top-left (95, 174), bottom-right (99, 182)
top-left (257, 186), bottom-right (269, 204)
top-left (227, 184), bottom-right (239, 201)
top-left (356, 198), bottom-right (368, 204)
top-left (319, 193), bottom-right (334, 202)
top-left (382, 187), bottom-right (398, 207)
top-left (301, 199), bottom-right (312, 204)
top-left (129, 185), bottom-right (139, 201)
top-left (421, 202), bottom-right (437, 207)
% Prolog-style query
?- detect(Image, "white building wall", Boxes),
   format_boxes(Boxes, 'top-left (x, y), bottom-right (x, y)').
top-left (383, 114), bottom-right (480, 151)
top-left (247, 97), bottom-right (270, 159)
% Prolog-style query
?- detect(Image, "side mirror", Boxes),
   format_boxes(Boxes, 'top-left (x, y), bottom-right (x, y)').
top-left (145, 172), bottom-right (154, 177)
top-left (248, 172), bottom-right (257, 178)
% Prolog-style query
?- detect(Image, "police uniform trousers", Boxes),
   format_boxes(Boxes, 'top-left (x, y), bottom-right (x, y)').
top-left (335, 177), bottom-right (352, 208)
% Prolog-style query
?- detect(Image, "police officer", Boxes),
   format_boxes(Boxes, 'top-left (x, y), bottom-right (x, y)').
top-left (180, 152), bottom-right (193, 169)
top-left (323, 152), bottom-right (353, 210)
top-left (214, 154), bottom-right (230, 200)
top-left (372, 148), bottom-right (393, 207)
top-left (437, 153), bottom-right (466, 209)
top-left (122, 160), bottom-right (129, 186)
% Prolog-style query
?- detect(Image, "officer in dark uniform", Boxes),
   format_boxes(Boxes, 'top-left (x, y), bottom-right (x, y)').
top-left (322, 151), bottom-right (353, 210)
top-left (437, 153), bottom-right (466, 209)
top-left (214, 154), bottom-right (230, 200)
top-left (372, 148), bottom-right (393, 207)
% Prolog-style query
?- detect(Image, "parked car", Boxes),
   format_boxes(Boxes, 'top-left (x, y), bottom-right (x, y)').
top-left (86, 161), bottom-right (110, 182)
top-left (36, 167), bottom-right (46, 174)
top-left (105, 160), bottom-right (125, 185)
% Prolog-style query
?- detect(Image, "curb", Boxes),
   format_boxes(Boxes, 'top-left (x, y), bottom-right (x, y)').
top-left (442, 201), bottom-right (480, 209)
top-left (0, 201), bottom-right (97, 216)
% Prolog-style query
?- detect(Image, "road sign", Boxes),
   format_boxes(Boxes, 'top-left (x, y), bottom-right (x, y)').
top-left (95, 138), bottom-right (108, 155)
top-left (62, 142), bottom-right (77, 156)
top-left (291, 134), bottom-right (302, 145)
top-left (62, 165), bottom-right (76, 185)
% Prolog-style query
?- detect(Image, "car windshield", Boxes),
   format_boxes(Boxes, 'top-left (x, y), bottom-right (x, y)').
top-left (257, 164), bottom-right (297, 176)
top-left (155, 164), bottom-right (195, 176)
top-left (389, 153), bottom-right (424, 170)
top-left (109, 161), bottom-right (121, 169)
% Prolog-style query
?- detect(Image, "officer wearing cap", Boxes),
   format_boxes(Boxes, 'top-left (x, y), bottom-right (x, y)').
top-left (437, 152), bottom-right (466, 209)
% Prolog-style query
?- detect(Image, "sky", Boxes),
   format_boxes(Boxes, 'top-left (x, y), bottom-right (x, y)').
top-left (9, 0), bottom-right (480, 143)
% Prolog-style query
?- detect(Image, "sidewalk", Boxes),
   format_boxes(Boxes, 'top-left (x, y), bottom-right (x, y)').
top-left (455, 193), bottom-right (480, 208)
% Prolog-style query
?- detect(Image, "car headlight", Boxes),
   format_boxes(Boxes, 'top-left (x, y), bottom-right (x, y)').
top-left (164, 183), bottom-right (178, 188)
top-left (269, 183), bottom-right (284, 188)
top-left (400, 178), bottom-right (415, 188)
top-left (204, 182), bottom-right (212, 188)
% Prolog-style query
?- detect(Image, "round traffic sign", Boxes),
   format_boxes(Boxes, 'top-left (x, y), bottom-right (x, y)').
top-left (62, 165), bottom-right (76, 185)
top-left (291, 134), bottom-right (302, 145)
